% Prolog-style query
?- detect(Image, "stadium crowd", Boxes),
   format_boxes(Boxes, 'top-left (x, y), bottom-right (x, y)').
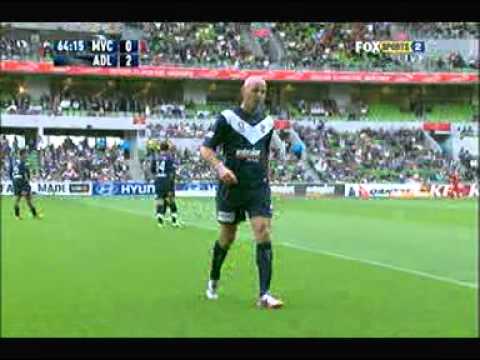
top-left (146, 122), bottom-right (212, 139)
top-left (142, 22), bottom-right (269, 69)
top-left (271, 22), bottom-right (479, 71)
top-left (0, 38), bottom-right (32, 61)
top-left (163, 147), bottom-right (216, 182)
top-left (3, 85), bottom-right (476, 123)
top-left (1, 129), bottom-right (309, 185)
top-left (1, 94), bottom-right (189, 118)
top-left (2, 124), bottom-right (477, 185)
top-left (401, 22), bottom-right (479, 39)
top-left (2, 22), bottom-right (478, 71)
top-left (457, 124), bottom-right (478, 138)
top-left (0, 136), bottom-right (130, 182)
top-left (458, 147), bottom-right (477, 177)
top-left (1, 92), bottom-right (235, 120)
top-left (137, 22), bottom-right (480, 71)
top-left (144, 124), bottom-right (312, 183)
top-left (294, 124), bottom-right (479, 184)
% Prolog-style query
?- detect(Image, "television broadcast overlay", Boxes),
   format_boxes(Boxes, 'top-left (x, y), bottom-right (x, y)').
top-left (52, 39), bottom-right (140, 67)
top-left (0, 22), bottom-right (478, 337)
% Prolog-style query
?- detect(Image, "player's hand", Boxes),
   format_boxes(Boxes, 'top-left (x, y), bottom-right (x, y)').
top-left (221, 169), bottom-right (238, 185)
top-left (215, 162), bottom-right (238, 185)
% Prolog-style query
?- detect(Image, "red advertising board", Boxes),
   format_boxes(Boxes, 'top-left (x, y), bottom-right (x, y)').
top-left (422, 122), bottom-right (451, 132)
top-left (274, 119), bottom-right (291, 130)
top-left (1, 60), bottom-right (479, 84)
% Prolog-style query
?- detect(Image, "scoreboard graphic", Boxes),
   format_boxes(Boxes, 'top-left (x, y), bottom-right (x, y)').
top-left (52, 39), bottom-right (140, 68)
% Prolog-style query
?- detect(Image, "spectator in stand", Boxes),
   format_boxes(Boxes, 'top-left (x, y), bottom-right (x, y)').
top-left (0, 138), bottom-right (131, 182)
top-left (294, 123), bottom-right (477, 184)
top-left (1, 22), bottom-right (479, 71)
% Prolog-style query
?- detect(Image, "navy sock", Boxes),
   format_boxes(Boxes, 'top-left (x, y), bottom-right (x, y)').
top-left (256, 242), bottom-right (273, 297)
top-left (14, 205), bottom-right (20, 217)
top-left (29, 206), bottom-right (37, 217)
top-left (156, 204), bottom-right (165, 223)
top-left (210, 240), bottom-right (229, 281)
top-left (170, 201), bottom-right (178, 223)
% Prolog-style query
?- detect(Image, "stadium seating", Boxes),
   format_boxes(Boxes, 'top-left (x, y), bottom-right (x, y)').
top-left (143, 121), bottom-right (311, 183)
top-left (1, 137), bottom-right (130, 182)
top-left (428, 104), bottom-right (476, 122)
top-left (294, 123), bottom-right (478, 184)
top-left (367, 104), bottom-right (416, 122)
top-left (2, 22), bottom-right (479, 71)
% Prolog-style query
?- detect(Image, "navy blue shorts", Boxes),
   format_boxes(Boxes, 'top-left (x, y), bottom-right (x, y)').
top-left (13, 180), bottom-right (31, 196)
top-left (154, 178), bottom-right (175, 200)
top-left (216, 184), bottom-right (272, 225)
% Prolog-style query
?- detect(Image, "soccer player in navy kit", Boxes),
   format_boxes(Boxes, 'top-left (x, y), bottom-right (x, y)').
top-left (200, 76), bottom-right (284, 309)
top-left (10, 148), bottom-right (41, 220)
top-left (151, 141), bottom-right (180, 227)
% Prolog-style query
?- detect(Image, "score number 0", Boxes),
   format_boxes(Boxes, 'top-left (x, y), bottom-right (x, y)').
top-left (120, 40), bottom-right (139, 67)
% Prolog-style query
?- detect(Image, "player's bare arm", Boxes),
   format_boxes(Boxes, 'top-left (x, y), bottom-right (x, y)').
top-left (200, 145), bottom-right (238, 185)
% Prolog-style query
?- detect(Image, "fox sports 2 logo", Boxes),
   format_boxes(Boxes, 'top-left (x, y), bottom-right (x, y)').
top-left (355, 41), bottom-right (426, 54)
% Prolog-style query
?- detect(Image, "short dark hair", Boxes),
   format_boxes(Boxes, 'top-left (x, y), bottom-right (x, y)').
top-left (160, 141), bottom-right (169, 151)
top-left (19, 148), bottom-right (27, 156)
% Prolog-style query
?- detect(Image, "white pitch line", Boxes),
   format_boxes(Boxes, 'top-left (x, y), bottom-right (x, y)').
top-left (280, 242), bottom-right (478, 289)
top-left (81, 199), bottom-right (479, 290)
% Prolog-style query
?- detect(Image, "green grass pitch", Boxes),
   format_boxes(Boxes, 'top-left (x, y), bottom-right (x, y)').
top-left (1, 196), bottom-right (478, 337)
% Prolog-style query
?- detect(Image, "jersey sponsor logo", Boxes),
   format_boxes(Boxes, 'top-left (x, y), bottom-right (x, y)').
top-left (221, 110), bottom-right (274, 145)
top-left (217, 211), bottom-right (235, 223)
top-left (235, 149), bottom-right (261, 161)
top-left (12, 161), bottom-right (24, 179)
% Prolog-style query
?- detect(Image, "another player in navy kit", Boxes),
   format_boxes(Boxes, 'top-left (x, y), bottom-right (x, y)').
top-left (200, 76), bottom-right (284, 309)
top-left (150, 141), bottom-right (180, 227)
top-left (10, 149), bottom-right (41, 220)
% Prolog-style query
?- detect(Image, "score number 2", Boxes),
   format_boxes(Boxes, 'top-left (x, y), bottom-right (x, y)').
top-left (120, 54), bottom-right (139, 67)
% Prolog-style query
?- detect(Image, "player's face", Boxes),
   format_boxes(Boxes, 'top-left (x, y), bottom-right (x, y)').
top-left (242, 82), bottom-right (267, 112)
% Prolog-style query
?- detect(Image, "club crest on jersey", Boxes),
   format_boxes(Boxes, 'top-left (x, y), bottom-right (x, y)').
top-left (221, 109), bottom-right (274, 145)
top-left (238, 121), bottom-right (245, 132)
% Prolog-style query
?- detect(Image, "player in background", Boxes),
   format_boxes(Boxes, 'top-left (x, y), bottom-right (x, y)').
top-left (165, 140), bottom-right (181, 226)
top-left (200, 76), bottom-right (285, 309)
top-left (448, 169), bottom-right (462, 199)
top-left (9, 148), bottom-right (41, 220)
top-left (150, 141), bottom-right (180, 227)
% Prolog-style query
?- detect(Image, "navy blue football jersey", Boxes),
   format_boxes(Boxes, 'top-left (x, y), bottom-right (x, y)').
top-left (151, 152), bottom-right (175, 180)
top-left (203, 107), bottom-right (274, 189)
top-left (10, 158), bottom-right (30, 182)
